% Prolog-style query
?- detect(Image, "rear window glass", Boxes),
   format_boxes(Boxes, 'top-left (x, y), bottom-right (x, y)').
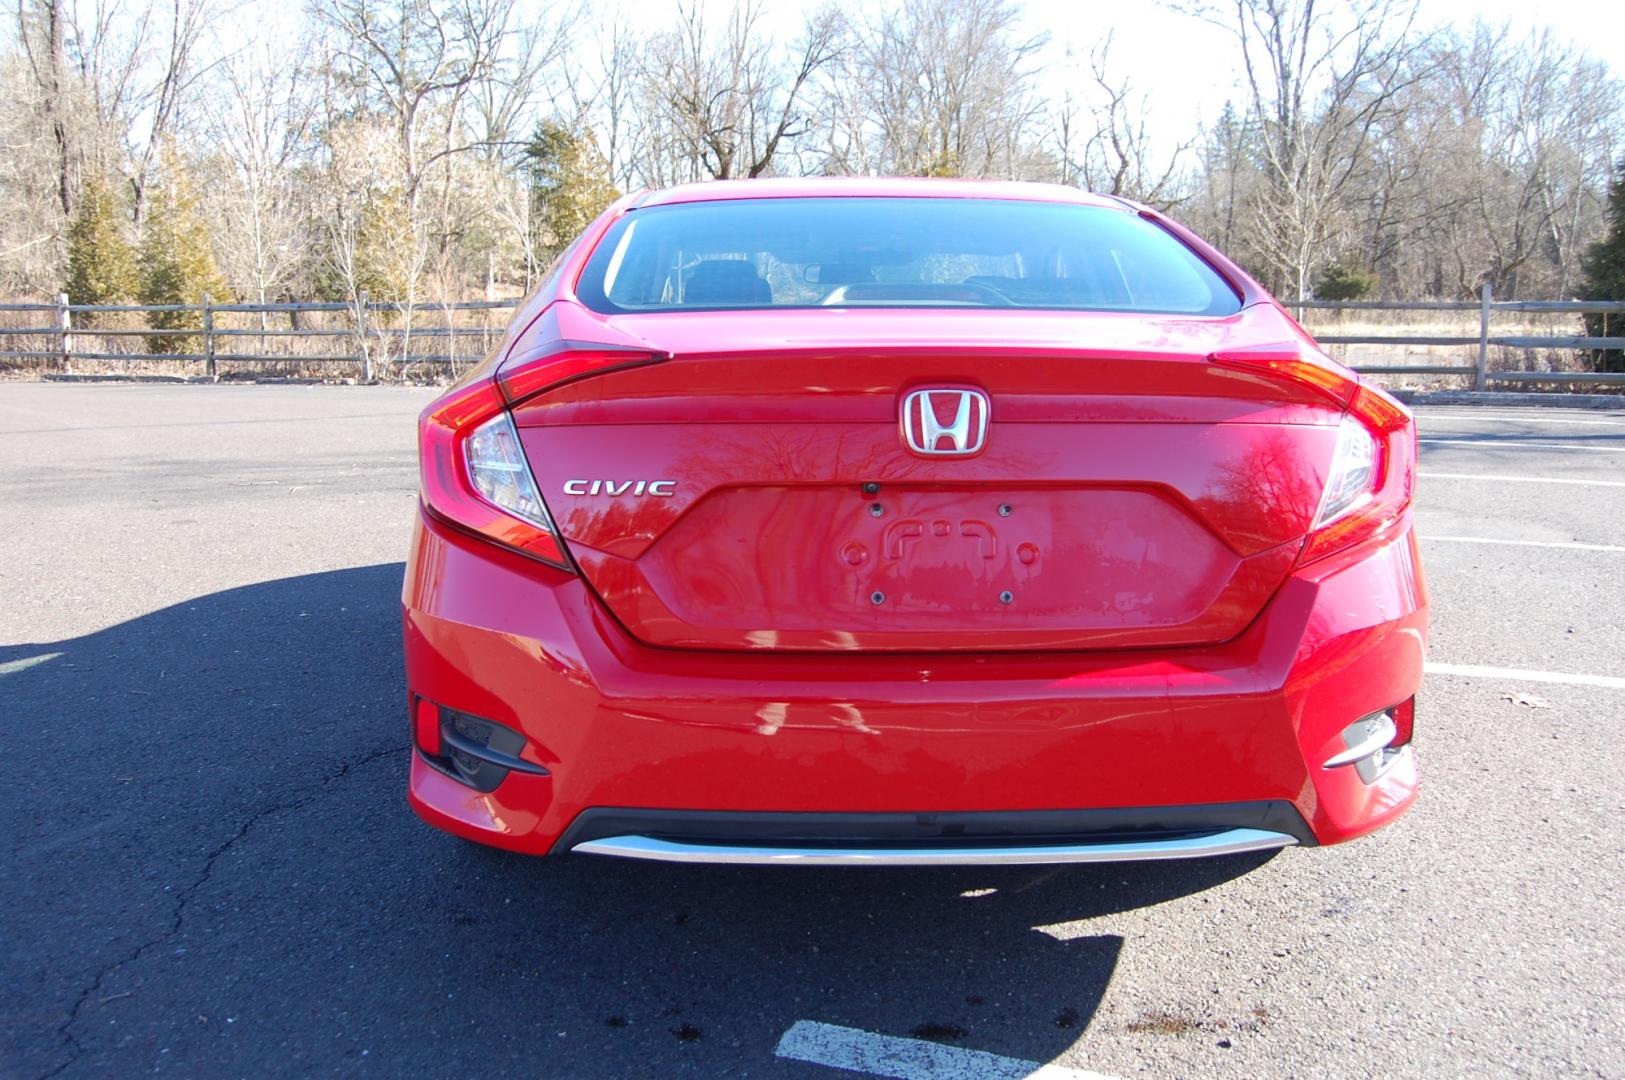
top-left (575, 197), bottom-right (1240, 316)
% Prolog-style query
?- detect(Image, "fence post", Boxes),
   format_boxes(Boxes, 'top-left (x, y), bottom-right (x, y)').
top-left (202, 294), bottom-right (216, 381)
top-left (356, 290), bottom-right (372, 383)
top-left (1474, 282), bottom-right (1492, 391)
top-left (55, 292), bottom-right (71, 372)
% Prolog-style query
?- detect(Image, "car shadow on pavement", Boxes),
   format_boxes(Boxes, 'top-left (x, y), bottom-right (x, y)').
top-left (1, 564), bottom-right (1276, 1079)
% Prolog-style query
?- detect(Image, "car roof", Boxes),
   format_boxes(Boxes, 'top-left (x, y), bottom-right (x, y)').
top-left (634, 176), bottom-right (1135, 210)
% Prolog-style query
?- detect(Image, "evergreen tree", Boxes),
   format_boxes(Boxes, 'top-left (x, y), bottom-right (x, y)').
top-left (1314, 258), bottom-right (1380, 301)
top-left (64, 174), bottom-right (138, 315)
top-left (524, 122), bottom-right (619, 260)
top-left (354, 188), bottom-right (418, 302)
top-left (1580, 158), bottom-right (1625, 373)
top-left (138, 151), bottom-right (230, 354)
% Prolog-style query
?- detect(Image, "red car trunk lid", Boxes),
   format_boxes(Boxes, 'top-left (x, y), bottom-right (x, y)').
top-left (513, 307), bottom-right (1341, 653)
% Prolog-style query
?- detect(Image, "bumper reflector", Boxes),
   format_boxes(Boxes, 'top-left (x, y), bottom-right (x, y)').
top-left (1390, 696), bottom-right (1415, 747)
top-left (414, 698), bottom-right (442, 756)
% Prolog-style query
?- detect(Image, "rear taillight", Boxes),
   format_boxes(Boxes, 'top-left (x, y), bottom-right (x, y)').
top-left (1299, 382), bottom-right (1415, 565)
top-left (418, 341), bottom-right (666, 568)
top-left (419, 377), bottom-right (571, 567)
top-left (1208, 341), bottom-right (1414, 565)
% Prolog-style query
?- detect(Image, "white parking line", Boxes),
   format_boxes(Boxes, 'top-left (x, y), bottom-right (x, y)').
top-left (1420, 438), bottom-right (1625, 453)
top-left (1423, 536), bottom-right (1625, 553)
top-left (1416, 413), bottom-right (1625, 427)
top-left (1425, 663), bottom-right (1625, 690)
top-left (775, 1020), bottom-right (1120, 1080)
top-left (1418, 472), bottom-right (1625, 488)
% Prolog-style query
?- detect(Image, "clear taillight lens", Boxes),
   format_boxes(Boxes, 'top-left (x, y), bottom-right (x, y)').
top-left (1314, 415), bottom-right (1379, 528)
top-left (418, 380), bottom-right (570, 568)
top-left (465, 412), bottom-right (553, 529)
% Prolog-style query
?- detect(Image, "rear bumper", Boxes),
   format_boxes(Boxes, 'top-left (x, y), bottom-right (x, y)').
top-left (404, 508), bottom-right (1426, 859)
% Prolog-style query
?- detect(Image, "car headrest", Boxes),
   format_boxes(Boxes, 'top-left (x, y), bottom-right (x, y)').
top-left (816, 262), bottom-right (877, 285)
top-left (685, 260), bottom-right (773, 305)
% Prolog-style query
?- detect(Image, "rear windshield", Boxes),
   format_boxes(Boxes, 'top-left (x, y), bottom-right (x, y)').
top-left (576, 197), bottom-right (1241, 316)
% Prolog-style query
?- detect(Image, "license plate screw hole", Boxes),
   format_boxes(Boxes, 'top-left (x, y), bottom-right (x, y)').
top-left (862, 482), bottom-right (880, 495)
top-left (871, 591), bottom-right (886, 605)
top-left (998, 503), bottom-right (1012, 517)
top-left (999, 590), bottom-right (1014, 604)
top-left (869, 503), bottom-right (884, 517)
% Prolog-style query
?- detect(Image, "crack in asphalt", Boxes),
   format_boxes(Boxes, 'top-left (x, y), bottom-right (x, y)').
top-left (37, 743), bottom-right (410, 1080)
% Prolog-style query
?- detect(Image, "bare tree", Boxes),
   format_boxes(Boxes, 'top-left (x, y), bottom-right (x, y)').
top-left (15, 0), bottom-right (73, 217)
top-left (468, 12), bottom-right (571, 162)
top-left (1052, 34), bottom-right (1192, 206)
top-left (848, 0), bottom-right (1047, 179)
top-left (1187, 0), bottom-right (1434, 297)
top-left (199, 40), bottom-right (316, 315)
top-left (4, 0), bottom-right (1624, 309)
top-left (0, 48), bottom-right (70, 290)
top-left (313, 0), bottom-right (524, 214)
top-left (127, 0), bottom-right (215, 223)
top-left (1469, 28), bottom-right (1620, 297)
top-left (638, 0), bottom-right (842, 182)
top-left (1360, 22), bottom-right (1625, 299)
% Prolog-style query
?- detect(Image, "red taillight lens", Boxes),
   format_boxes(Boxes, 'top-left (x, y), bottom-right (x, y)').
top-left (418, 378), bottom-right (571, 568)
top-left (498, 341), bottom-right (665, 403)
top-left (1298, 382), bottom-right (1416, 565)
top-left (1210, 342), bottom-right (1359, 407)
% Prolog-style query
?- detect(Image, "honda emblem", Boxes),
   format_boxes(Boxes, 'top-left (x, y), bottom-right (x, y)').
top-left (901, 388), bottom-right (990, 456)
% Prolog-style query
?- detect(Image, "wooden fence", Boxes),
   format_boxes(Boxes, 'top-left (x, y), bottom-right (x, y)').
top-left (1283, 288), bottom-right (1625, 388)
top-left (0, 292), bottom-right (520, 381)
top-left (2, 287), bottom-right (1624, 387)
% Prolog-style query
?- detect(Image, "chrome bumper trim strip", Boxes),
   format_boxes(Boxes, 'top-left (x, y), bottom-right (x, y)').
top-left (571, 827), bottom-right (1298, 866)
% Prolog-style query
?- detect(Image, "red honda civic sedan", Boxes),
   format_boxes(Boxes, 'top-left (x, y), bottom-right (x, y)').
top-left (403, 178), bottom-right (1425, 865)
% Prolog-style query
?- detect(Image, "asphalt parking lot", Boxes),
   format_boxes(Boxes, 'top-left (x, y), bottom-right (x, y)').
top-left (2, 383), bottom-right (1622, 1078)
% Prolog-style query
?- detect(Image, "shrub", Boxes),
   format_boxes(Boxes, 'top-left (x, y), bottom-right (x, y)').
top-left (1314, 258), bottom-right (1379, 301)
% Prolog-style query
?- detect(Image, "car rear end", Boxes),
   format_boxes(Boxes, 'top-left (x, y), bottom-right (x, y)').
top-left (403, 181), bottom-right (1424, 864)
